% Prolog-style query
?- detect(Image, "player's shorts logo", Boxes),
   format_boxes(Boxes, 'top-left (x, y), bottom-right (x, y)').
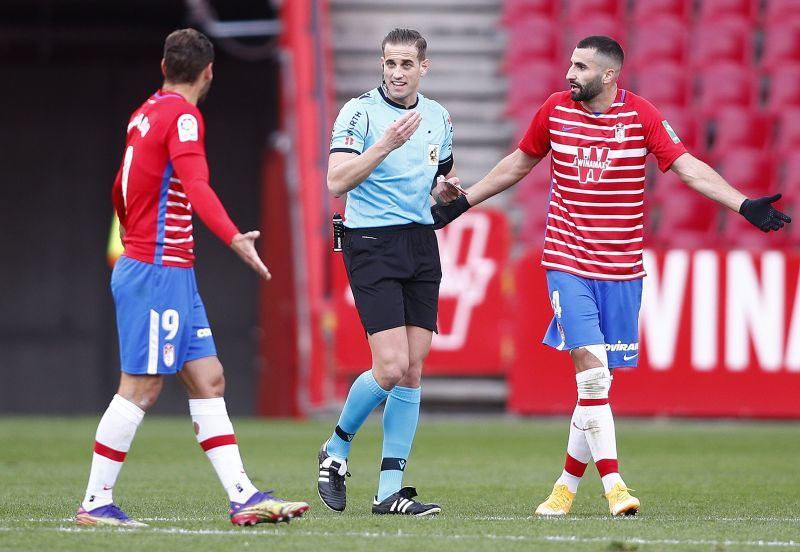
top-left (574, 146), bottom-right (611, 184)
top-left (197, 328), bottom-right (212, 338)
top-left (163, 343), bottom-right (175, 367)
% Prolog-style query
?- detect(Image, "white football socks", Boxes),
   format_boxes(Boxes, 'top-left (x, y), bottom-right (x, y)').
top-left (189, 397), bottom-right (258, 502)
top-left (82, 394), bottom-right (144, 510)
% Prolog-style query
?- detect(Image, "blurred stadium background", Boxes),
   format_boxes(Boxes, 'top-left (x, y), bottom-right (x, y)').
top-left (3, 0), bottom-right (799, 419)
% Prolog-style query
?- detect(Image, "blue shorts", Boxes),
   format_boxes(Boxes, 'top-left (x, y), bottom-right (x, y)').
top-left (543, 270), bottom-right (643, 368)
top-left (111, 256), bottom-right (217, 375)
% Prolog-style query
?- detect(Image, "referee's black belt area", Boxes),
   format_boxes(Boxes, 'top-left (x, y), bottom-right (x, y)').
top-left (344, 222), bottom-right (434, 234)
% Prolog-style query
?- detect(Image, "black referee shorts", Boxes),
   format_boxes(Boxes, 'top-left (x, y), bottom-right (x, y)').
top-left (342, 223), bottom-right (442, 335)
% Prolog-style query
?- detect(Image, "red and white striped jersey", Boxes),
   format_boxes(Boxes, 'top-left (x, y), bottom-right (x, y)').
top-left (519, 89), bottom-right (686, 280)
top-left (112, 90), bottom-right (239, 268)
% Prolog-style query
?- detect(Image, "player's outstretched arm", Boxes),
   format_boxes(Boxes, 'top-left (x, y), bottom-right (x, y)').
top-left (670, 153), bottom-right (791, 232)
top-left (327, 111), bottom-right (421, 197)
top-left (230, 231), bottom-right (272, 280)
top-left (431, 149), bottom-right (540, 229)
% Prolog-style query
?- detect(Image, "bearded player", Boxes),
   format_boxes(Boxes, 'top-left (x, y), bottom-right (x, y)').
top-left (431, 35), bottom-right (790, 516)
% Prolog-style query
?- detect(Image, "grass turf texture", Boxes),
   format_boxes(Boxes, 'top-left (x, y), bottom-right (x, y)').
top-left (0, 417), bottom-right (798, 551)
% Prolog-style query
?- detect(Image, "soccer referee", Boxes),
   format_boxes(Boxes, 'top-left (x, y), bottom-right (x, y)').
top-left (317, 28), bottom-right (464, 516)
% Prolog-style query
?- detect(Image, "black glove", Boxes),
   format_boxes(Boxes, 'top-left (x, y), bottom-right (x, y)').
top-left (739, 193), bottom-right (792, 232)
top-left (431, 195), bottom-right (471, 230)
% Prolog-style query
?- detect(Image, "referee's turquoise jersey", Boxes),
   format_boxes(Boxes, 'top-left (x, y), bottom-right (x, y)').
top-left (330, 86), bottom-right (454, 228)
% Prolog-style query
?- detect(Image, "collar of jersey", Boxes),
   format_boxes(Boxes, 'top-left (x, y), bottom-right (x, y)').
top-left (378, 85), bottom-right (419, 110)
top-left (575, 88), bottom-right (626, 116)
top-left (154, 89), bottom-right (187, 102)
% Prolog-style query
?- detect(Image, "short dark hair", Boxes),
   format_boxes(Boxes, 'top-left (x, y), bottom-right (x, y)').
top-left (381, 28), bottom-right (427, 60)
top-left (576, 35), bottom-right (624, 67)
top-left (163, 28), bottom-right (214, 84)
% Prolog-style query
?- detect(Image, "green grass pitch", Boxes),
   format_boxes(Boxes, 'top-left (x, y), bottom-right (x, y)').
top-left (1, 416), bottom-right (798, 551)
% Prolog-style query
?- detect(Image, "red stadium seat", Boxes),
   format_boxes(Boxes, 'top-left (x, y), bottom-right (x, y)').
top-left (703, 108), bottom-right (775, 163)
top-left (506, 61), bottom-right (564, 118)
top-left (650, 191), bottom-right (721, 249)
top-left (561, 15), bottom-right (625, 56)
top-left (631, 0), bottom-right (692, 23)
top-left (765, 0), bottom-right (800, 24)
top-left (765, 64), bottom-right (800, 113)
top-left (696, 63), bottom-right (759, 114)
top-left (626, 17), bottom-right (690, 69)
top-left (630, 63), bottom-right (691, 107)
top-left (504, 15), bottom-right (561, 66)
top-left (649, 166), bottom-right (687, 202)
top-left (760, 22), bottom-right (800, 70)
top-left (697, 0), bottom-right (760, 23)
top-left (691, 18), bottom-right (754, 69)
top-left (776, 152), bottom-right (800, 198)
top-left (774, 109), bottom-right (800, 155)
top-left (517, 167), bottom-right (553, 245)
top-left (565, 0), bottom-right (625, 20)
top-left (716, 147), bottom-right (777, 198)
top-left (502, 0), bottom-right (561, 21)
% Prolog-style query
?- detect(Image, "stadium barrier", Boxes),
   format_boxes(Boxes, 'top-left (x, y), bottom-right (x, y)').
top-left (332, 211), bottom-right (800, 418)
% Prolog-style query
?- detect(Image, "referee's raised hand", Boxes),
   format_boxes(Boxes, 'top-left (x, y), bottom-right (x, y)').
top-left (230, 231), bottom-right (272, 280)
top-left (380, 111), bottom-right (421, 151)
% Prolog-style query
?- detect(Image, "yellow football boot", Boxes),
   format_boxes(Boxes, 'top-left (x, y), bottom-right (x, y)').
top-left (535, 483), bottom-right (576, 516)
top-left (605, 482), bottom-right (640, 516)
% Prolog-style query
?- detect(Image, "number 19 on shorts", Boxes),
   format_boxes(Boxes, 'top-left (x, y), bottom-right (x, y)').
top-left (149, 308), bottom-right (180, 373)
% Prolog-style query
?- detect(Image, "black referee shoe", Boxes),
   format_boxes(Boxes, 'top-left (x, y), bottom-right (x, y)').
top-left (371, 486), bottom-right (441, 516)
top-left (317, 445), bottom-right (349, 512)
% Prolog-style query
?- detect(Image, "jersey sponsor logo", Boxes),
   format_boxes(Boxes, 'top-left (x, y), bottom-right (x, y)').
top-left (127, 112), bottom-right (151, 137)
top-left (605, 341), bottom-right (639, 352)
top-left (561, 125), bottom-right (577, 131)
top-left (197, 328), bottom-right (212, 338)
top-left (623, 352), bottom-right (639, 361)
top-left (427, 144), bottom-right (440, 165)
top-left (177, 114), bottom-right (199, 142)
top-left (614, 122), bottom-right (626, 143)
top-left (574, 146), bottom-right (611, 184)
top-left (347, 111), bottom-right (362, 133)
top-left (163, 343), bottom-right (175, 367)
top-left (662, 120), bottom-right (681, 144)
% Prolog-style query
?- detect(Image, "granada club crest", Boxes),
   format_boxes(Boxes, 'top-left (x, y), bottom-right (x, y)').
top-left (614, 122), bottom-right (625, 143)
top-left (574, 146), bottom-right (611, 184)
top-left (163, 343), bottom-right (175, 367)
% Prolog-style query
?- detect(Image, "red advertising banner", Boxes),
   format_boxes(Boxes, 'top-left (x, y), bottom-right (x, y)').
top-left (332, 209), bottom-right (514, 376)
top-left (509, 248), bottom-right (800, 418)
top-left (330, 207), bottom-right (800, 417)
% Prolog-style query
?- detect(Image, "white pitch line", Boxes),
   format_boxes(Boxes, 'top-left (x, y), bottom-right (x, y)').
top-left (27, 527), bottom-right (796, 547)
top-left (544, 536), bottom-right (800, 548)
top-left (4, 515), bottom-right (800, 524)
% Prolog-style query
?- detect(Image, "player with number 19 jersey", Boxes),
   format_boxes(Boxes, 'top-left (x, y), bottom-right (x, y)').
top-left (110, 90), bottom-right (239, 375)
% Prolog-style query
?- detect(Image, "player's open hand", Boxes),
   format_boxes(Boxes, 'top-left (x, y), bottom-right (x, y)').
top-left (380, 111), bottom-right (421, 152)
top-left (739, 194), bottom-right (792, 232)
top-left (230, 231), bottom-right (272, 280)
top-left (432, 175), bottom-right (467, 205)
